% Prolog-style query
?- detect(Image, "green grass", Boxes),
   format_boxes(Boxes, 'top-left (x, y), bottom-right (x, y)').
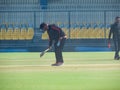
top-left (0, 52), bottom-right (120, 90)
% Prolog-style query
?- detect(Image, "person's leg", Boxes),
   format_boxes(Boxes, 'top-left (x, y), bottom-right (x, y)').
top-left (52, 38), bottom-right (66, 66)
top-left (60, 38), bottom-right (66, 50)
top-left (57, 38), bottom-right (66, 62)
top-left (118, 39), bottom-right (120, 59)
top-left (114, 39), bottom-right (119, 60)
top-left (52, 48), bottom-right (63, 66)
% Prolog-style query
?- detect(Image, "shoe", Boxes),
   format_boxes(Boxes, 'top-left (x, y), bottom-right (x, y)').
top-left (51, 62), bottom-right (63, 66)
top-left (114, 57), bottom-right (119, 60)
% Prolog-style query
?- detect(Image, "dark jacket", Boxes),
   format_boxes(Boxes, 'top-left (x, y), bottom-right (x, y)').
top-left (108, 23), bottom-right (120, 40)
top-left (47, 24), bottom-right (66, 47)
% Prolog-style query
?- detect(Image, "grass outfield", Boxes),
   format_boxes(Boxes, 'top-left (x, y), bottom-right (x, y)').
top-left (0, 52), bottom-right (120, 90)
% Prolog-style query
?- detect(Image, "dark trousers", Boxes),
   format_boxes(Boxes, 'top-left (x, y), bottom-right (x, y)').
top-left (54, 38), bottom-right (66, 63)
top-left (113, 38), bottom-right (120, 58)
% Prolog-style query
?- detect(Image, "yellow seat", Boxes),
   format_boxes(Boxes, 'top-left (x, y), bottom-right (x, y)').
top-left (74, 28), bottom-right (80, 39)
top-left (79, 28), bottom-right (84, 38)
top-left (13, 27), bottom-right (20, 40)
top-left (19, 28), bottom-right (27, 40)
top-left (75, 28), bottom-right (81, 39)
top-left (19, 24), bottom-right (27, 40)
top-left (90, 28), bottom-right (97, 38)
top-left (0, 31), bottom-right (1, 40)
top-left (0, 24), bottom-right (7, 40)
top-left (106, 29), bottom-right (110, 39)
top-left (93, 28), bottom-right (104, 38)
top-left (100, 29), bottom-right (105, 38)
top-left (26, 28), bottom-right (34, 40)
top-left (71, 28), bottom-right (82, 39)
top-left (42, 31), bottom-right (48, 40)
top-left (94, 28), bottom-right (101, 38)
top-left (70, 28), bottom-right (75, 39)
top-left (81, 28), bottom-right (88, 38)
top-left (62, 28), bottom-right (69, 38)
top-left (0, 28), bottom-right (6, 40)
top-left (86, 28), bottom-right (92, 38)
top-left (5, 28), bottom-right (13, 40)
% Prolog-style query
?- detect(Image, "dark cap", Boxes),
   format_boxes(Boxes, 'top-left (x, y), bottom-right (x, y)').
top-left (40, 22), bottom-right (46, 29)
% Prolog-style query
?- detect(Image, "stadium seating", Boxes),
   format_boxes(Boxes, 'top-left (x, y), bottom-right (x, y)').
top-left (0, 0), bottom-right (119, 40)
top-left (0, 23), bottom-right (110, 40)
top-left (18, 24), bottom-right (27, 40)
top-left (62, 23), bottom-right (112, 39)
top-left (13, 25), bottom-right (21, 40)
top-left (40, 22), bottom-right (112, 40)
top-left (105, 24), bottom-right (111, 38)
top-left (26, 24), bottom-right (34, 40)
top-left (0, 23), bottom-right (111, 40)
top-left (0, 0), bottom-right (119, 52)
top-left (5, 24), bottom-right (14, 40)
top-left (0, 24), bottom-right (6, 40)
top-left (41, 31), bottom-right (49, 40)
top-left (0, 24), bottom-right (34, 40)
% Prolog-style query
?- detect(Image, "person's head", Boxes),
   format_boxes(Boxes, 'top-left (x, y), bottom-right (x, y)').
top-left (115, 16), bottom-right (120, 24)
top-left (40, 23), bottom-right (48, 33)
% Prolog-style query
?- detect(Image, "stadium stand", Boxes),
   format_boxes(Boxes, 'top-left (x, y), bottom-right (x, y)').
top-left (0, 24), bottom-right (6, 40)
top-left (105, 23), bottom-right (111, 38)
top-left (40, 22), bottom-right (111, 39)
top-left (19, 24), bottom-right (27, 40)
top-left (0, 23), bottom-right (34, 40)
top-left (5, 24), bottom-right (14, 40)
top-left (0, 0), bottom-right (120, 51)
top-left (41, 31), bottom-right (48, 40)
top-left (13, 24), bottom-right (20, 40)
top-left (26, 24), bottom-right (34, 40)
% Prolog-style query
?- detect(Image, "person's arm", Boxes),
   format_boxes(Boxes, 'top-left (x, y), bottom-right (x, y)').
top-left (108, 25), bottom-right (113, 41)
top-left (107, 25), bottom-right (113, 48)
top-left (51, 25), bottom-right (63, 46)
top-left (48, 39), bottom-right (53, 49)
top-left (51, 25), bottom-right (61, 39)
top-left (47, 28), bottom-right (53, 49)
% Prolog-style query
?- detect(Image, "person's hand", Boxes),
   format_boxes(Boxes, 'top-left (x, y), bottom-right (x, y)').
top-left (48, 46), bottom-right (52, 50)
top-left (57, 40), bottom-right (60, 47)
top-left (60, 37), bottom-right (63, 40)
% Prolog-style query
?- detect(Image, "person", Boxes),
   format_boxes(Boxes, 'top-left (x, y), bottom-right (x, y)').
top-left (108, 16), bottom-right (120, 60)
top-left (40, 23), bottom-right (67, 66)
